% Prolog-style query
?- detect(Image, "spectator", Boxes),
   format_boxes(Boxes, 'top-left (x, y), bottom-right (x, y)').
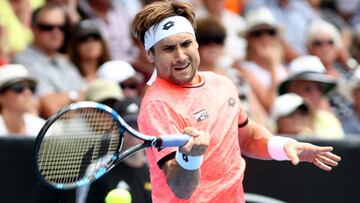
top-left (351, 25), bottom-right (360, 65)
top-left (306, 19), bottom-right (352, 78)
top-left (76, 97), bottom-right (152, 203)
top-left (196, 16), bottom-right (268, 124)
top-left (306, 19), bottom-right (353, 117)
top-left (340, 68), bottom-right (360, 136)
top-left (245, 0), bottom-right (317, 57)
top-left (78, 0), bottom-right (138, 63)
top-left (307, 0), bottom-right (353, 50)
top-left (47, 0), bottom-right (81, 26)
top-left (194, 0), bottom-right (247, 64)
top-left (97, 60), bottom-right (146, 98)
top-left (0, 64), bottom-right (45, 136)
top-left (85, 79), bottom-right (124, 107)
top-left (270, 93), bottom-right (311, 136)
top-left (279, 55), bottom-right (345, 139)
top-left (237, 7), bottom-right (288, 112)
top-left (68, 20), bottom-right (111, 83)
top-left (0, 0), bottom-right (33, 58)
top-left (12, 3), bottom-right (86, 118)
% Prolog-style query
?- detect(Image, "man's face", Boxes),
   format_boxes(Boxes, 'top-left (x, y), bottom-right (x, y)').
top-left (32, 8), bottom-right (65, 54)
top-left (288, 80), bottom-right (323, 109)
top-left (147, 33), bottom-right (200, 85)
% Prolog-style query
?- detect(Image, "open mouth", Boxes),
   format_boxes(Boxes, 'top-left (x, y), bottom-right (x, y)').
top-left (174, 62), bottom-right (190, 71)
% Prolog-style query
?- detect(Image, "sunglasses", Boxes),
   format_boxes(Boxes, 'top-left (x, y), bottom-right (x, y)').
top-left (120, 83), bottom-right (138, 90)
top-left (36, 23), bottom-right (65, 32)
top-left (1, 83), bottom-right (36, 94)
top-left (78, 34), bottom-right (101, 43)
top-left (311, 39), bottom-right (334, 47)
top-left (249, 29), bottom-right (277, 38)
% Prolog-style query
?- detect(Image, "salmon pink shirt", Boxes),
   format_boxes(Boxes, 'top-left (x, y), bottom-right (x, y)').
top-left (138, 71), bottom-right (248, 203)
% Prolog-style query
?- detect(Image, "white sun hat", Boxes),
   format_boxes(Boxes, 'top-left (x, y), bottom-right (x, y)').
top-left (97, 60), bottom-right (136, 84)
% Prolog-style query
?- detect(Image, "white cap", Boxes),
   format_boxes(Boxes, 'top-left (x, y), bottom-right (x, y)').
top-left (240, 7), bottom-right (278, 37)
top-left (97, 60), bottom-right (136, 83)
top-left (271, 93), bottom-right (308, 121)
top-left (0, 64), bottom-right (37, 91)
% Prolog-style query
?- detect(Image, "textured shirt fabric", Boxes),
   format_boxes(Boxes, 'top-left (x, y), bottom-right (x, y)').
top-left (12, 45), bottom-right (86, 96)
top-left (138, 71), bottom-right (247, 203)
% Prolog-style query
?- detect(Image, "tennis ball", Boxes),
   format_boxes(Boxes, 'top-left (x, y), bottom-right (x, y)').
top-left (105, 188), bottom-right (132, 203)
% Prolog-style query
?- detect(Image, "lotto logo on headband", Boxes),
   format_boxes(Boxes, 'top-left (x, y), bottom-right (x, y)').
top-left (163, 21), bottom-right (175, 30)
top-left (144, 16), bottom-right (195, 50)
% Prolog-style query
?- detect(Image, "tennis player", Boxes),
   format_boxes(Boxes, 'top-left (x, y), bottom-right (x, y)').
top-left (132, 1), bottom-right (341, 202)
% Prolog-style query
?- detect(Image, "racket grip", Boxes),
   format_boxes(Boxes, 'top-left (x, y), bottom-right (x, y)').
top-left (158, 134), bottom-right (191, 147)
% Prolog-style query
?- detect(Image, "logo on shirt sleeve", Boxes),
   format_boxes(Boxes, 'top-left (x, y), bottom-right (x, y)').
top-left (194, 109), bottom-right (209, 122)
top-left (228, 97), bottom-right (236, 107)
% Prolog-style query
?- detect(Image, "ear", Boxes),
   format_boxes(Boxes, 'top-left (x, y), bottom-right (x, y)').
top-left (145, 50), bottom-right (155, 64)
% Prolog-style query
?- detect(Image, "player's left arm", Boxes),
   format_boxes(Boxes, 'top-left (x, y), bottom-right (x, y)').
top-left (238, 119), bottom-right (341, 171)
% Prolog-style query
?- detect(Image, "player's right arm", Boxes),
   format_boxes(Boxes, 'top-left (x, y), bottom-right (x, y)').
top-left (161, 127), bottom-right (210, 199)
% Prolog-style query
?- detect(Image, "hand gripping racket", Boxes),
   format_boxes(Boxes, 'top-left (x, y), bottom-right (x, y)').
top-left (34, 101), bottom-right (190, 189)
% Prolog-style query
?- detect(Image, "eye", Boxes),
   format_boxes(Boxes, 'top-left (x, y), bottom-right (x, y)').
top-left (181, 40), bottom-right (192, 47)
top-left (162, 45), bottom-right (175, 52)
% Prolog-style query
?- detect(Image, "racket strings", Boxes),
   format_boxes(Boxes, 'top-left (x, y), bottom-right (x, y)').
top-left (37, 108), bottom-right (121, 185)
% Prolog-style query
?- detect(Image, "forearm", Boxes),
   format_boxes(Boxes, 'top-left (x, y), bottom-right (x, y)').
top-left (238, 120), bottom-right (272, 159)
top-left (163, 159), bottom-right (200, 199)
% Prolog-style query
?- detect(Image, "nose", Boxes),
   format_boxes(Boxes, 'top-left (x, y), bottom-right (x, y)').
top-left (174, 46), bottom-right (186, 62)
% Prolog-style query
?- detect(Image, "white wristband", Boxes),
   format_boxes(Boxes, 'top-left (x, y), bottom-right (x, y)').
top-left (175, 150), bottom-right (203, 170)
top-left (267, 136), bottom-right (296, 161)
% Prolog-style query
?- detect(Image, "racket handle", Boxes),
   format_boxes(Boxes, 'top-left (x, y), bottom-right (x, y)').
top-left (157, 134), bottom-right (191, 148)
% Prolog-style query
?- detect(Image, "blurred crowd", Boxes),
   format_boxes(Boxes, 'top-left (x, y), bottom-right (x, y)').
top-left (1, 0), bottom-right (360, 201)
top-left (2, 0), bottom-right (360, 139)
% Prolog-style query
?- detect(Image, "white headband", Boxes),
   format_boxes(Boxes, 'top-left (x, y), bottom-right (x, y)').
top-left (144, 16), bottom-right (195, 50)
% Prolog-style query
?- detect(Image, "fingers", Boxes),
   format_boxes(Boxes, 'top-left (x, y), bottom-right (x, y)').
top-left (317, 153), bottom-right (339, 167)
top-left (179, 136), bottom-right (194, 154)
top-left (180, 127), bottom-right (210, 156)
top-left (323, 151), bottom-right (342, 162)
top-left (284, 145), bottom-right (300, 165)
top-left (313, 158), bottom-right (332, 171)
top-left (183, 127), bottom-right (200, 138)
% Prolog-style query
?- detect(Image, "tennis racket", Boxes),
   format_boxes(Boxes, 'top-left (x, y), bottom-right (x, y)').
top-left (34, 101), bottom-right (190, 190)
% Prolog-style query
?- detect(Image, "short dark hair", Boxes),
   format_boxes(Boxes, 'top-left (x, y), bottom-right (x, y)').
top-left (132, 0), bottom-right (196, 47)
top-left (196, 17), bottom-right (226, 46)
top-left (31, 3), bottom-right (65, 26)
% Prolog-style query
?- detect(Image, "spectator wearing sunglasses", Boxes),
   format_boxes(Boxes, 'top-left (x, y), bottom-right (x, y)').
top-left (278, 55), bottom-right (344, 139)
top-left (0, 64), bottom-right (45, 136)
top-left (306, 20), bottom-right (353, 118)
top-left (237, 7), bottom-right (288, 114)
top-left (12, 3), bottom-right (86, 119)
top-left (68, 20), bottom-right (111, 83)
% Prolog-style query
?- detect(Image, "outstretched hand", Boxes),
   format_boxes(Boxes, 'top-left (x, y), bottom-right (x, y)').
top-left (284, 141), bottom-right (341, 171)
